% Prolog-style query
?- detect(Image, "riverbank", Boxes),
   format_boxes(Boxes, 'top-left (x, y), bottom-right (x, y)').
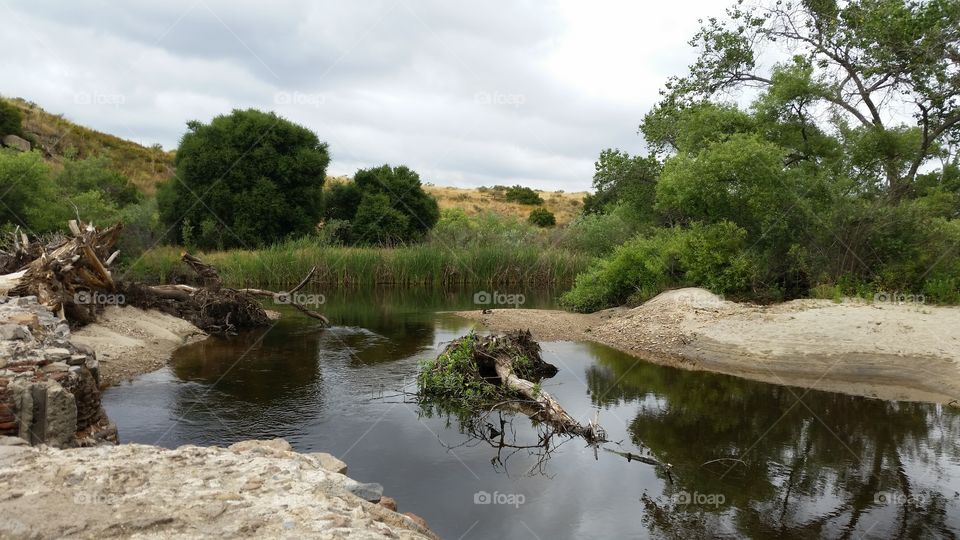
top-left (0, 437), bottom-right (435, 539)
top-left (456, 288), bottom-right (960, 404)
top-left (72, 306), bottom-right (206, 387)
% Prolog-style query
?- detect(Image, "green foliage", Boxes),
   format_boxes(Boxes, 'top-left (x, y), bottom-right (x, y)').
top-left (416, 333), bottom-right (496, 410)
top-left (0, 150), bottom-right (57, 232)
top-left (583, 149), bottom-right (660, 219)
top-left (158, 109), bottom-right (329, 250)
top-left (527, 207), bottom-right (556, 227)
top-left (504, 185), bottom-right (544, 205)
top-left (55, 156), bottom-right (140, 207)
top-left (560, 204), bottom-right (643, 257)
top-left (322, 165), bottom-right (439, 245)
top-left (561, 221), bottom-right (754, 312)
top-left (0, 100), bottom-right (23, 138)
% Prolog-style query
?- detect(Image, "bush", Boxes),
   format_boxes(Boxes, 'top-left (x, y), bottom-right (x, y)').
top-left (158, 109), bottom-right (330, 250)
top-left (321, 165), bottom-right (439, 245)
top-left (560, 204), bottom-right (642, 257)
top-left (560, 221), bottom-right (754, 312)
top-left (0, 150), bottom-right (60, 232)
top-left (0, 101), bottom-right (23, 138)
top-left (527, 207), bottom-right (556, 227)
top-left (504, 185), bottom-right (544, 205)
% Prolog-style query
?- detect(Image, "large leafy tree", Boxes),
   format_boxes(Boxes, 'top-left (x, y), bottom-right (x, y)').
top-left (645, 0), bottom-right (960, 200)
top-left (322, 164), bottom-right (439, 245)
top-left (583, 149), bottom-right (661, 220)
top-left (159, 109), bottom-right (329, 250)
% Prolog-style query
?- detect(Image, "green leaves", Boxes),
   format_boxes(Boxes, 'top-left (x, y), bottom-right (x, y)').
top-left (323, 164), bottom-right (440, 246)
top-left (161, 108), bottom-right (329, 250)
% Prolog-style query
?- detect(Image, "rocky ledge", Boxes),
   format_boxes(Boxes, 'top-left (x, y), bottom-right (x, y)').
top-left (0, 295), bottom-right (116, 447)
top-left (0, 437), bottom-right (435, 539)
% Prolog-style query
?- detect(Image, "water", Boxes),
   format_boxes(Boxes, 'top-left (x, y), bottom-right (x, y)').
top-left (103, 287), bottom-right (960, 539)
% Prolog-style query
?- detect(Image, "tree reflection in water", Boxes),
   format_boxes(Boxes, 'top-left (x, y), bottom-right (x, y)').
top-left (585, 342), bottom-right (960, 538)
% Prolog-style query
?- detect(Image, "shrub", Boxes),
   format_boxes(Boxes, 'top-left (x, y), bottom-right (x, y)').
top-left (158, 109), bottom-right (330, 250)
top-left (560, 221), bottom-right (754, 312)
top-left (527, 207), bottom-right (556, 227)
top-left (322, 165), bottom-right (439, 245)
top-left (505, 185), bottom-right (544, 205)
top-left (0, 100), bottom-right (23, 138)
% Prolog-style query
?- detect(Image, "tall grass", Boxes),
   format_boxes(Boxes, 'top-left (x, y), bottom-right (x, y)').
top-left (125, 240), bottom-right (591, 288)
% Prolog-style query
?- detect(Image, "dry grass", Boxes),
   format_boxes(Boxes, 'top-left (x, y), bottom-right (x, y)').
top-left (424, 185), bottom-right (586, 225)
top-left (3, 97), bottom-right (174, 193)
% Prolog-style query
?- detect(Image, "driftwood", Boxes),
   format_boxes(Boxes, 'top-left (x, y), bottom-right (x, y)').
top-left (143, 254), bottom-right (330, 328)
top-left (1, 221), bottom-right (122, 322)
top-left (0, 222), bottom-right (329, 333)
top-left (422, 331), bottom-right (607, 445)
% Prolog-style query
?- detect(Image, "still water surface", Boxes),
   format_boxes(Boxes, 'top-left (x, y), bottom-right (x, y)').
top-left (103, 287), bottom-right (960, 539)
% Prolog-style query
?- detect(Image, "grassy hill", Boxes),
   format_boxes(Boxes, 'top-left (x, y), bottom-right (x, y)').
top-left (4, 97), bottom-right (586, 221)
top-left (3, 97), bottom-right (175, 193)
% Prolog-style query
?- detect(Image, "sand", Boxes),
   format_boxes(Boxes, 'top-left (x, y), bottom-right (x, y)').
top-left (455, 288), bottom-right (960, 404)
top-left (71, 306), bottom-right (207, 387)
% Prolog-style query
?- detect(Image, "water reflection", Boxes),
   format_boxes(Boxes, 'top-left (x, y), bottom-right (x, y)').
top-left (102, 287), bottom-right (960, 539)
top-left (587, 343), bottom-right (960, 538)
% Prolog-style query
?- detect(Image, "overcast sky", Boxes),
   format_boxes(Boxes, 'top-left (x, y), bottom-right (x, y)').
top-left (1, 0), bottom-right (726, 191)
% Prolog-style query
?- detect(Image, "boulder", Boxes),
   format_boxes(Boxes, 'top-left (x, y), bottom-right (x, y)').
top-left (379, 495), bottom-right (398, 512)
top-left (1, 134), bottom-right (31, 152)
top-left (311, 451), bottom-right (348, 474)
top-left (345, 481), bottom-right (383, 502)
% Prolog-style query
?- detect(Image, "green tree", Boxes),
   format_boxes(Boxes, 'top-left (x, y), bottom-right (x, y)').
top-left (158, 109), bottom-right (329, 249)
top-left (527, 207), bottom-right (556, 227)
top-left (650, 0), bottom-right (960, 200)
top-left (323, 165), bottom-right (439, 245)
top-left (55, 156), bottom-right (140, 207)
top-left (583, 149), bottom-right (661, 219)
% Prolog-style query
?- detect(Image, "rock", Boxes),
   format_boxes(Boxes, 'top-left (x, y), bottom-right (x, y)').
top-left (7, 313), bottom-right (39, 332)
top-left (311, 451), bottom-right (348, 474)
top-left (379, 495), bottom-right (398, 512)
top-left (345, 481), bottom-right (384, 503)
top-left (227, 438), bottom-right (292, 455)
top-left (41, 361), bottom-right (70, 373)
top-left (0, 324), bottom-right (30, 341)
top-left (0, 435), bottom-right (28, 446)
top-left (1, 134), bottom-right (31, 152)
top-left (44, 348), bottom-right (72, 361)
top-left (403, 512), bottom-right (429, 530)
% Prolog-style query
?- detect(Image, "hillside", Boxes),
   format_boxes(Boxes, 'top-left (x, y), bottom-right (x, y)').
top-left (3, 98), bottom-right (586, 221)
top-left (2, 97), bottom-right (175, 193)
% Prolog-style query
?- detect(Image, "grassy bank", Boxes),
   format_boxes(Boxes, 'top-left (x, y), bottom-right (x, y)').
top-left (125, 239), bottom-right (591, 288)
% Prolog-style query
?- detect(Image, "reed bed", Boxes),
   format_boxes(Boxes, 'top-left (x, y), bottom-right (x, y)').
top-left (125, 241), bottom-right (591, 288)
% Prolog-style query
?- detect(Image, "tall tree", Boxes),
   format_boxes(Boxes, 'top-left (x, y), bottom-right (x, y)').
top-left (645, 0), bottom-right (960, 199)
top-left (159, 109), bottom-right (329, 249)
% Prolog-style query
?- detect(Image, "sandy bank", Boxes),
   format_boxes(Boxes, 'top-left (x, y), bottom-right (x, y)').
top-left (456, 288), bottom-right (960, 404)
top-left (0, 437), bottom-right (435, 539)
top-left (72, 306), bottom-right (206, 387)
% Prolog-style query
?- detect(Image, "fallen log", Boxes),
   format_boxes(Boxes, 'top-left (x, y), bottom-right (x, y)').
top-left (1, 224), bottom-right (329, 333)
top-left (417, 330), bottom-right (606, 444)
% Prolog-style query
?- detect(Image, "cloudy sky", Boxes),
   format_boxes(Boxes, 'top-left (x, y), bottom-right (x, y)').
top-left (1, 0), bottom-right (725, 191)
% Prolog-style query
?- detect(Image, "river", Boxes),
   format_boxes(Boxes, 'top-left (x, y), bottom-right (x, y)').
top-left (102, 287), bottom-right (960, 539)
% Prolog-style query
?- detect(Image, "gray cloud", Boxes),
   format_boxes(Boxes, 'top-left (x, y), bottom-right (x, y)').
top-left (0, 0), bottom-right (723, 190)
